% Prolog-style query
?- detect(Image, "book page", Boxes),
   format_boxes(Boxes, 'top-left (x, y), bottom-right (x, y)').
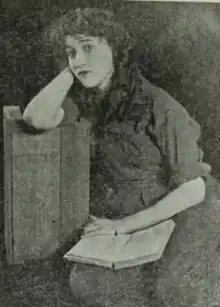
top-left (64, 234), bottom-right (130, 262)
top-left (114, 219), bottom-right (175, 263)
top-left (64, 220), bottom-right (175, 267)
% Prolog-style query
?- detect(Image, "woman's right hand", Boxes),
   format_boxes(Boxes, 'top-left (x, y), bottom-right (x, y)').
top-left (83, 215), bottom-right (125, 237)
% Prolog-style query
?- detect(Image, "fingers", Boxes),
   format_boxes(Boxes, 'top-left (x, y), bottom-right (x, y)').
top-left (83, 221), bottom-right (116, 237)
top-left (89, 214), bottom-right (98, 222)
top-left (83, 217), bottom-right (117, 238)
top-left (82, 228), bottom-right (116, 238)
top-left (84, 224), bottom-right (102, 235)
top-left (84, 222), bottom-right (112, 234)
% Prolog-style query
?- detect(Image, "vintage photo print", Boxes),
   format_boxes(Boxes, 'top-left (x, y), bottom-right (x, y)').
top-left (1, 1), bottom-right (220, 306)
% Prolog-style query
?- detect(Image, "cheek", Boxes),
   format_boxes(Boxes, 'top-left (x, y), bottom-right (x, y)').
top-left (90, 51), bottom-right (112, 74)
top-left (99, 48), bottom-right (111, 64)
top-left (68, 57), bottom-right (77, 74)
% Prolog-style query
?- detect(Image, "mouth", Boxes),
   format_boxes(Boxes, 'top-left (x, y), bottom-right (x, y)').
top-left (78, 70), bottom-right (92, 77)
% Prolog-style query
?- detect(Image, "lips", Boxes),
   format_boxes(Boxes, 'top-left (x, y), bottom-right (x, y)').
top-left (78, 70), bottom-right (91, 77)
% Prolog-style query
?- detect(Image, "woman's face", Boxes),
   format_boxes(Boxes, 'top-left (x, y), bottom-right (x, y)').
top-left (65, 35), bottom-right (114, 89)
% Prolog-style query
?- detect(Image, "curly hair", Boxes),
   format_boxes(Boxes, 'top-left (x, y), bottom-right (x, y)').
top-left (43, 8), bottom-right (136, 71)
top-left (42, 8), bottom-right (153, 131)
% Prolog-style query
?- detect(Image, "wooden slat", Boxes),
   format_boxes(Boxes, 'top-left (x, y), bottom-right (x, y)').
top-left (12, 129), bottom-right (60, 155)
top-left (13, 154), bottom-right (60, 261)
top-left (3, 105), bottom-right (91, 264)
top-left (3, 107), bottom-right (15, 264)
top-left (0, 105), bottom-right (4, 231)
top-left (60, 119), bottom-right (91, 245)
top-left (4, 106), bottom-right (61, 263)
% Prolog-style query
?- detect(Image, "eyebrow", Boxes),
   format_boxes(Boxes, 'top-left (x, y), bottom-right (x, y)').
top-left (78, 38), bottom-right (93, 43)
top-left (65, 37), bottom-right (93, 49)
top-left (73, 34), bottom-right (93, 41)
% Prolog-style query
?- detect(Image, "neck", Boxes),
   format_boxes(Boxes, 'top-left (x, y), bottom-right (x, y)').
top-left (97, 66), bottom-right (115, 95)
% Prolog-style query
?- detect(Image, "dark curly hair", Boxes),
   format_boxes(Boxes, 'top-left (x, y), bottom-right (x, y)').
top-left (43, 8), bottom-right (136, 72)
top-left (42, 8), bottom-right (153, 132)
top-left (42, 8), bottom-right (142, 121)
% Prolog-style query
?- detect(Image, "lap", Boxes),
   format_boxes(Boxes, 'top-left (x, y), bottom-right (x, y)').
top-left (69, 176), bottom-right (220, 307)
top-left (69, 262), bottom-right (159, 307)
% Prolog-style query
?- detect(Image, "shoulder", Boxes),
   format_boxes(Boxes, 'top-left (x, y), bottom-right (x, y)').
top-left (139, 74), bottom-right (187, 118)
top-left (139, 74), bottom-right (201, 135)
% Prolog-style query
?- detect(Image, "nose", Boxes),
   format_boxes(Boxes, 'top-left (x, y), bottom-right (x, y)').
top-left (69, 52), bottom-right (86, 70)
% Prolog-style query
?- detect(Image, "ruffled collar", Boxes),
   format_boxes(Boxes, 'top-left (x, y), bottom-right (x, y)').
top-left (69, 62), bottom-right (152, 133)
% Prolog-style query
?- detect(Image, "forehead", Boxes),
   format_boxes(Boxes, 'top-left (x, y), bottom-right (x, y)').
top-left (65, 35), bottom-right (100, 47)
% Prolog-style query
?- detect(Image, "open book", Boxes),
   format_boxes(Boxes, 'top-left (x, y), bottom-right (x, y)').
top-left (64, 219), bottom-right (175, 270)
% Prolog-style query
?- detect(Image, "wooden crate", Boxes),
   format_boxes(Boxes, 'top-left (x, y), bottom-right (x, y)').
top-left (3, 106), bottom-right (90, 264)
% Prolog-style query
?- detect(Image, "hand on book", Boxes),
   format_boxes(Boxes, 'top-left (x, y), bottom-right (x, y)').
top-left (83, 215), bottom-right (125, 237)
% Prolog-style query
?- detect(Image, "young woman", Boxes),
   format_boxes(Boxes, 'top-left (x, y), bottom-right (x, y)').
top-left (22, 8), bottom-right (220, 307)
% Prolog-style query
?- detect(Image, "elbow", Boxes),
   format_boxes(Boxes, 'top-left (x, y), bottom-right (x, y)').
top-left (22, 115), bottom-right (45, 130)
top-left (22, 115), bottom-right (55, 131)
top-left (22, 113), bottom-right (62, 131)
top-left (22, 107), bottom-right (64, 130)
top-left (21, 107), bottom-right (50, 130)
top-left (17, 116), bottom-right (47, 134)
top-left (181, 176), bottom-right (206, 203)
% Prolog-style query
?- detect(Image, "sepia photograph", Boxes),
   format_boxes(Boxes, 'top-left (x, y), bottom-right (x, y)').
top-left (1, 0), bottom-right (220, 306)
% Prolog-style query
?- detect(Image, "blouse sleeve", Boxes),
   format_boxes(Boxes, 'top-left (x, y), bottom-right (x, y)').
top-left (155, 91), bottom-right (210, 189)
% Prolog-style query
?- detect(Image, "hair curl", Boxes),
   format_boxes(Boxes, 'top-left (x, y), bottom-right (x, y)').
top-left (42, 8), bottom-right (151, 129)
top-left (43, 8), bottom-right (136, 71)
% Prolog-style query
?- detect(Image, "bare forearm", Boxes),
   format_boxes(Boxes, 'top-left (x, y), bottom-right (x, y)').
top-left (119, 177), bottom-right (206, 234)
top-left (23, 67), bottom-right (73, 129)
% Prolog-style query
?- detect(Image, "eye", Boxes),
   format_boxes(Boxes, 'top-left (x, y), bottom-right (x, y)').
top-left (82, 43), bottom-right (93, 53)
top-left (66, 48), bottom-right (76, 59)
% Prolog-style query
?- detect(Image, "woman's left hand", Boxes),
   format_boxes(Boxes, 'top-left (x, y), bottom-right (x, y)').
top-left (83, 215), bottom-right (125, 237)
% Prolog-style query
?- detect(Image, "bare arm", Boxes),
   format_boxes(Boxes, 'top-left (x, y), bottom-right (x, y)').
top-left (118, 177), bottom-right (206, 234)
top-left (22, 67), bottom-right (74, 130)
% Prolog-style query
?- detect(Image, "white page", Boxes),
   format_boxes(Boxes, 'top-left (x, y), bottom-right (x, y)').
top-left (114, 220), bottom-right (175, 262)
top-left (65, 234), bottom-right (130, 262)
top-left (65, 220), bottom-right (175, 264)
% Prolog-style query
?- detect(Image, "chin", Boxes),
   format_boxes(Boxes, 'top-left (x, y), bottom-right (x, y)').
top-left (78, 77), bottom-right (101, 89)
top-left (81, 82), bottom-right (99, 89)
top-left (81, 82), bottom-right (98, 89)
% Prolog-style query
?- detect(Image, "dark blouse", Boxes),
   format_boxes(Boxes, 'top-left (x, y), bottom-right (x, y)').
top-left (61, 66), bottom-right (210, 219)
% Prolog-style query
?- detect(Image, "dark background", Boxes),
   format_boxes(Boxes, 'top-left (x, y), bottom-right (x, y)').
top-left (1, 0), bottom-right (220, 228)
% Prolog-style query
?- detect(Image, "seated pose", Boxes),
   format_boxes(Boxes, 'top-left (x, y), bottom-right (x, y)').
top-left (22, 8), bottom-right (220, 307)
